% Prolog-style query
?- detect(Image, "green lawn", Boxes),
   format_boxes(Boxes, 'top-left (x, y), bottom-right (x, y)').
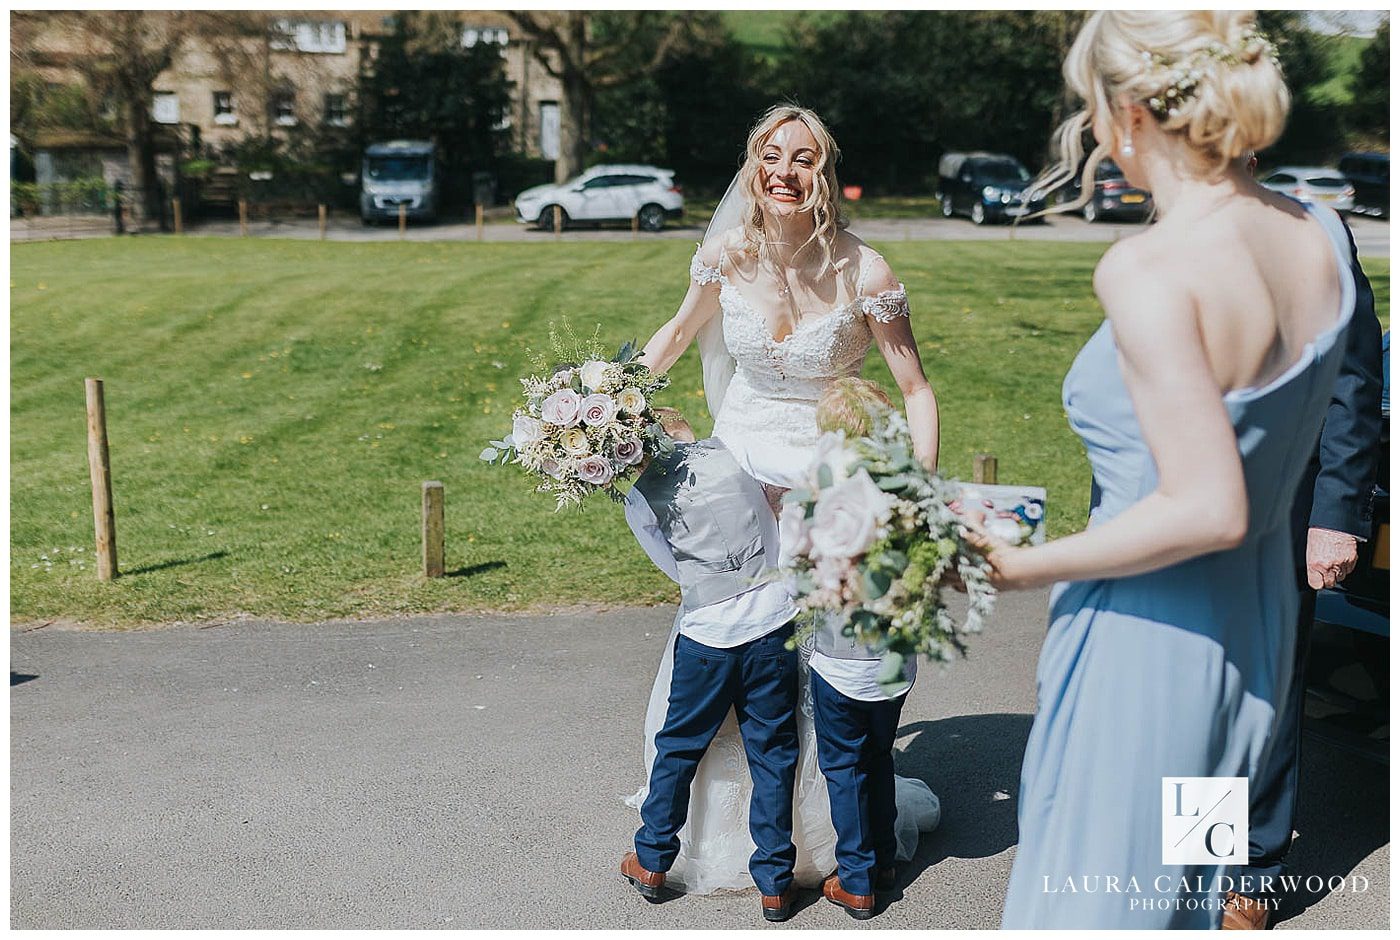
top-left (10, 238), bottom-right (1390, 626)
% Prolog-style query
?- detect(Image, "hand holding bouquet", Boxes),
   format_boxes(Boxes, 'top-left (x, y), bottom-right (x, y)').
top-left (481, 324), bottom-right (673, 510)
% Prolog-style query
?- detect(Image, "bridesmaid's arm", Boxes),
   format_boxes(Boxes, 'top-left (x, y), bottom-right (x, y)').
top-left (864, 257), bottom-right (940, 471)
top-left (973, 243), bottom-right (1248, 591)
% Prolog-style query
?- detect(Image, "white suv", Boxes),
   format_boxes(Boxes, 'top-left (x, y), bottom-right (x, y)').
top-left (515, 165), bottom-right (684, 232)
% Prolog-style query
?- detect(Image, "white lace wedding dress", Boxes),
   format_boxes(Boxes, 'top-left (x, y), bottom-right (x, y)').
top-left (625, 243), bottom-right (941, 894)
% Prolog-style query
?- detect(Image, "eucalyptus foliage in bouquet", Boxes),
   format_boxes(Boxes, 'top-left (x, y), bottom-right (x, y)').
top-left (480, 322), bottom-right (672, 510)
top-left (780, 409), bottom-right (1002, 689)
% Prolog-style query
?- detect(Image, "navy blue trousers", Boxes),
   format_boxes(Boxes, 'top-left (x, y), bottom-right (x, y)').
top-left (812, 669), bottom-right (906, 896)
top-left (635, 623), bottom-right (799, 896)
top-left (1242, 589), bottom-right (1316, 894)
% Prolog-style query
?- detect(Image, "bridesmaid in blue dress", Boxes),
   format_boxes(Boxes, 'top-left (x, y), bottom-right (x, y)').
top-left (969, 12), bottom-right (1360, 929)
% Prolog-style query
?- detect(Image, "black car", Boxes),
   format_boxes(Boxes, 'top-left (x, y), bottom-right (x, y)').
top-left (1339, 152), bottom-right (1389, 218)
top-left (937, 152), bottom-right (1047, 224)
top-left (1062, 158), bottom-right (1154, 222)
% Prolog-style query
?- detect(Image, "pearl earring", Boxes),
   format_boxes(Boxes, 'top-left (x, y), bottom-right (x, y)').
top-left (1121, 129), bottom-right (1135, 158)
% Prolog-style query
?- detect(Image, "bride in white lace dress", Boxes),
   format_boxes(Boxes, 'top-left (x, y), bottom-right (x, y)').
top-left (628, 105), bottom-right (942, 893)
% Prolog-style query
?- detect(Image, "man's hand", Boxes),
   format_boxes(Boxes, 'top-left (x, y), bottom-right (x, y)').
top-left (1306, 527), bottom-right (1360, 590)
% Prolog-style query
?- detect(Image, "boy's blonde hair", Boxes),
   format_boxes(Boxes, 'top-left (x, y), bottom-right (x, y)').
top-left (816, 377), bottom-right (893, 438)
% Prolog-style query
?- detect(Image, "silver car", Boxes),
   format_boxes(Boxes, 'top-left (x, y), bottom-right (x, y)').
top-left (1258, 166), bottom-right (1356, 213)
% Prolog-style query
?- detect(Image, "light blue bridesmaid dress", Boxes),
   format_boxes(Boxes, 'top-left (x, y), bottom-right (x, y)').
top-left (1002, 204), bottom-right (1357, 929)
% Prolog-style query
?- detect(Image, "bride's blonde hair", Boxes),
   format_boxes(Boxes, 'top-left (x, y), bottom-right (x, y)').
top-left (1038, 10), bottom-right (1289, 212)
top-left (736, 104), bottom-right (847, 276)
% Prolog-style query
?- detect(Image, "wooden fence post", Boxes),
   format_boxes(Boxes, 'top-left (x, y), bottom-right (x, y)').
top-left (238, 199), bottom-right (248, 236)
top-left (422, 481), bottom-right (445, 578)
top-left (172, 197), bottom-right (183, 235)
top-left (973, 453), bottom-right (999, 485)
top-left (318, 203), bottom-right (327, 240)
top-left (553, 204), bottom-right (562, 239)
top-left (85, 378), bottom-right (118, 581)
top-left (476, 203), bottom-right (485, 242)
top-left (398, 203), bottom-right (407, 239)
top-left (631, 212), bottom-right (639, 240)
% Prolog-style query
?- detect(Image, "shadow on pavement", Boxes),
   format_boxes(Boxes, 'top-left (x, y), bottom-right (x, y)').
top-left (895, 712), bottom-right (1033, 886)
top-left (1272, 733), bottom-right (1389, 925)
top-left (11, 672), bottom-right (38, 687)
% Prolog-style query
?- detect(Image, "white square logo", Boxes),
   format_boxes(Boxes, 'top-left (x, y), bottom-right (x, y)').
top-left (1162, 777), bottom-right (1249, 865)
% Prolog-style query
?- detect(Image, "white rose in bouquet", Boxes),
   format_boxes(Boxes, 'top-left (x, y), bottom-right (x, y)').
top-left (580, 360), bottom-right (610, 392)
top-left (511, 413), bottom-right (545, 448)
top-left (541, 389), bottom-right (582, 427)
top-left (617, 387), bottom-right (646, 415)
top-left (559, 428), bottom-right (591, 455)
top-left (809, 468), bottom-right (892, 560)
top-left (580, 393), bottom-right (619, 428)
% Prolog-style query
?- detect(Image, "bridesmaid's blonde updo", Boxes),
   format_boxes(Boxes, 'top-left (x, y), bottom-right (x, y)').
top-left (1042, 10), bottom-right (1290, 204)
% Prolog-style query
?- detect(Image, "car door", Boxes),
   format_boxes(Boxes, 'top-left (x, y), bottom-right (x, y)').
top-left (574, 175), bottom-right (626, 221)
top-left (956, 164), bottom-right (976, 213)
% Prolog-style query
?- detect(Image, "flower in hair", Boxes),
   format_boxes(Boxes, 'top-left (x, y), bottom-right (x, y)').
top-left (1140, 27), bottom-right (1280, 120)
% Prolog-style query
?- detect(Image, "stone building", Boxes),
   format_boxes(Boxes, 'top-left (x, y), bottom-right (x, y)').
top-left (14, 11), bottom-right (563, 187)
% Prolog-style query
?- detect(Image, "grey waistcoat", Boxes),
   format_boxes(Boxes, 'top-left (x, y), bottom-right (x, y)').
top-left (814, 611), bottom-right (887, 661)
top-left (631, 438), bottom-right (770, 613)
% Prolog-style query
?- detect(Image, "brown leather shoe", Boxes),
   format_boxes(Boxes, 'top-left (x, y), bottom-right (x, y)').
top-left (1221, 891), bottom-right (1270, 930)
top-left (620, 851), bottom-right (666, 901)
top-left (822, 872), bottom-right (875, 920)
top-left (761, 888), bottom-right (796, 923)
top-left (876, 866), bottom-right (899, 892)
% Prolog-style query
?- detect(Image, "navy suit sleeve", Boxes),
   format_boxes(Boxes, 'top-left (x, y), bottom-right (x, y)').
top-left (1308, 219), bottom-right (1384, 539)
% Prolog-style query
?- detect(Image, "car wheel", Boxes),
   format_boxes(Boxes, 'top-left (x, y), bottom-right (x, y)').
top-left (1083, 201), bottom-right (1099, 223)
top-left (971, 202), bottom-right (986, 225)
top-left (637, 204), bottom-right (666, 232)
top-left (941, 195), bottom-right (954, 218)
top-left (537, 206), bottom-right (568, 231)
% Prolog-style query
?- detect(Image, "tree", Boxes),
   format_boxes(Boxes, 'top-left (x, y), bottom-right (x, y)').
top-left (779, 12), bottom-right (1065, 193)
top-left (591, 13), bottom-right (770, 190)
top-left (1255, 10), bottom-right (1345, 166)
top-left (10, 11), bottom-right (274, 229)
top-left (502, 12), bottom-right (693, 182)
top-left (1349, 20), bottom-right (1389, 143)
top-left (355, 12), bottom-right (513, 209)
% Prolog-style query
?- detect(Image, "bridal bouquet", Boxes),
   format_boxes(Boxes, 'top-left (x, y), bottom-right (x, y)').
top-left (780, 410), bottom-right (1010, 691)
top-left (480, 325), bottom-right (672, 510)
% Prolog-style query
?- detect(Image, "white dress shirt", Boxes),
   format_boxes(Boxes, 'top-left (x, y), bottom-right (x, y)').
top-left (810, 650), bottom-right (916, 702)
top-left (624, 486), bottom-right (797, 649)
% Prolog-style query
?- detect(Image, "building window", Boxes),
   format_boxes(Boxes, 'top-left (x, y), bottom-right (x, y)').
top-left (324, 93), bottom-right (349, 128)
top-left (538, 101), bottom-right (560, 161)
top-left (462, 26), bottom-right (509, 49)
top-left (272, 90), bottom-right (297, 127)
top-left (213, 91), bottom-right (237, 126)
top-left (152, 91), bottom-right (179, 125)
top-left (271, 19), bottom-right (347, 54)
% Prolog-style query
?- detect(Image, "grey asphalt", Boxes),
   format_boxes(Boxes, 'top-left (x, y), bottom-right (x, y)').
top-left (10, 212), bottom-right (1390, 257)
top-left (12, 591), bottom-right (1389, 930)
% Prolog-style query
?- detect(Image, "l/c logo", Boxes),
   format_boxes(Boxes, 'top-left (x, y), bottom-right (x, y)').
top-left (1161, 777), bottom-right (1249, 865)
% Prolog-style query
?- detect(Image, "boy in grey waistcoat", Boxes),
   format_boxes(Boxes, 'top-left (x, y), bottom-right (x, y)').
top-left (619, 409), bottom-right (802, 923)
